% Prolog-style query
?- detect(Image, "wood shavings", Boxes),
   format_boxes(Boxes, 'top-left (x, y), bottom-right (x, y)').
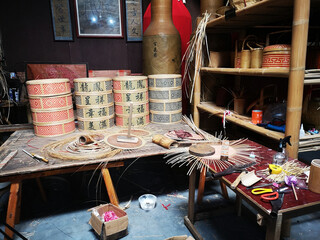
top-left (42, 134), bottom-right (122, 161)
top-left (263, 161), bottom-right (310, 182)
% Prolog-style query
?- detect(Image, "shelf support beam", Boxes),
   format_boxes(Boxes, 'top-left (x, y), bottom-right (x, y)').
top-left (286, 0), bottom-right (310, 158)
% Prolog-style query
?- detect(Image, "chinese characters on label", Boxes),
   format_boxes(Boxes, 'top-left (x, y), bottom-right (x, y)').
top-left (125, 0), bottom-right (142, 41)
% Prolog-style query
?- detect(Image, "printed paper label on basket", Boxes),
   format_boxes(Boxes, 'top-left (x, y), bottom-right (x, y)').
top-left (76, 105), bottom-right (114, 118)
top-left (115, 102), bottom-right (149, 115)
top-left (78, 118), bottom-right (114, 131)
top-left (34, 120), bottom-right (75, 137)
top-left (114, 91), bottom-right (148, 102)
top-left (113, 79), bottom-right (148, 91)
top-left (116, 114), bottom-right (149, 127)
top-left (74, 80), bottom-right (112, 92)
top-left (75, 93), bottom-right (113, 105)
top-left (27, 80), bottom-right (71, 96)
top-left (32, 108), bottom-right (74, 123)
top-left (148, 76), bottom-right (181, 88)
top-left (149, 89), bottom-right (182, 100)
top-left (29, 94), bottom-right (73, 109)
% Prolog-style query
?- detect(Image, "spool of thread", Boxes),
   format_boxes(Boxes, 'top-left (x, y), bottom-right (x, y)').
top-left (252, 110), bottom-right (263, 124)
top-left (309, 159), bottom-right (320, 194)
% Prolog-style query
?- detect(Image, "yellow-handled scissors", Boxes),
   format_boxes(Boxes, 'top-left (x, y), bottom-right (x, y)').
top-left (251, 188), bottom-right (273, 195)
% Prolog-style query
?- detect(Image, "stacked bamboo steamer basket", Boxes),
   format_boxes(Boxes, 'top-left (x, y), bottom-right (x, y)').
top-left (74, 77), bottom-right (115, 131)
top-left (148, 74), bottom-right (182, 124)
top-left (26, 78), bottom-right (75, 137)
top-left (113, 76), bottom-right (149, 127)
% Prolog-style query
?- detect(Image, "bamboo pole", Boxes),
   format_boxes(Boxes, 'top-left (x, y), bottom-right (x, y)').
top-left (285, 0), bottom-right (310, 158)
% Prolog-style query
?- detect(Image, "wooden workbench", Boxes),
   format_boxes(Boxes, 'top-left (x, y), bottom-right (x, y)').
top-left (185, 140), bottom-right (320, 240)
top-left (0, 122), bottom-right (191, 239)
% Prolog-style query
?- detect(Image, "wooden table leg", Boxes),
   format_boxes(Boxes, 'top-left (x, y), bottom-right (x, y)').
top-left (219, 180), bottom-right (229, 200)
top-left (235, 194), bottom-right (242, 216)
top-left (197, 171), bottom-right (229, 204)
top-left (5, 182), bottom-right (21, 239)
top-left (101, 168), bottom-right (119, 207)
top-left (266, 213), bottom-right (283, 240)
top-left (184, 168), bottom-right (203, 240)
top-left (196, 169), bottom-right (206, 204)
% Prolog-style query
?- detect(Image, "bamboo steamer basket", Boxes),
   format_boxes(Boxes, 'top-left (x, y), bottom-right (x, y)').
top-left (149, 86), bottom-right (182, 101)
top-left (116, 113), bottom-right (149, 127)
top-left (113, 89), bottom-right (149, 103)
top-left (74, 77), bottom-right (112, 93)
top-left (29, 93), bottom-right (73, 110)
top-left (26, 78), bottom-right (71, 97)
top-left (76, 103), bottom-right (114, 119)
top-left (115, 101), bottom-right (149, 115)
top-left (113, 76), bottom-right (148, 91)
top-left (262, 44), bottom-right (291, 68)
top-left (33, 119), bottom-right (75, 137)
top-left (150, 109), bottom-right (182, 124)
top-left (77, 115), bottom-right (115, 131)
top-left (31, 106), bottom-right (74, 124)
top-left (75, 91), bottom-right (113, 106)
top-left (148, 74), bottom-right (182, 88)
top-left (230, 0), bottom-right (261, 10)
top-left (149, 99), bottom-right (182, 112)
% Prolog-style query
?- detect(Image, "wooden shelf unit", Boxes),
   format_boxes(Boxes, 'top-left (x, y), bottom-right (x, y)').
top-left (198, 102), bottom-right (285, 140)
top-left (201, 67), bottom-right (289, 78)
top-left (193, 0), bottom-right (318, 158)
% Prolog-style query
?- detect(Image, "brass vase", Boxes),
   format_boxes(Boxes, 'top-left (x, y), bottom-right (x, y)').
top-left (143, 0), bottom-right (181, 75)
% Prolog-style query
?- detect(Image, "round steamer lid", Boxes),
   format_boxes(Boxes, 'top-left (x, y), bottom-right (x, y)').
top-left (113, 76), bottom-right (147, 81)
top-left (26, 78), bottom-right (69, 85)
top-left (263, 44), bottom-right (291, 52)
top-left (189, 144), bottom-right (215, 157)
top-left (74, 77), bottom-right (112, 82)
top-left (148, 74), bottom-right (182, 78)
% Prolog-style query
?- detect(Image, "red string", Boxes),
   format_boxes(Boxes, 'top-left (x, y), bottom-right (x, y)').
top-left (27, 137), bottom-right (39, 149)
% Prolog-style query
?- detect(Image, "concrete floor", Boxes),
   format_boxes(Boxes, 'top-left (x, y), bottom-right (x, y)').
top-left (0, 156), bottom-right (320, 240)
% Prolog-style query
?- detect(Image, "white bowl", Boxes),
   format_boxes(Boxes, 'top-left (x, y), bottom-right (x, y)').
top-left (138, 194), bottom-right (157, 210)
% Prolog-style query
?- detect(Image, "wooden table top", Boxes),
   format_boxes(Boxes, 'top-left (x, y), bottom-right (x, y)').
top-left (209, 140), bottom-right (320, 216)
top-left (0, 122), bottom-right (191, 180)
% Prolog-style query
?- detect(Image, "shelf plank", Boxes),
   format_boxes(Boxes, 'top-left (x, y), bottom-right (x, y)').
top-left (206, 0), bottom-right (294, 30)
top-left (197, 102), bottom-right (284, 141)
top-left (206, 0), bottom-right (320, 30)
top-left (201, 67), bottom-right (289, 77)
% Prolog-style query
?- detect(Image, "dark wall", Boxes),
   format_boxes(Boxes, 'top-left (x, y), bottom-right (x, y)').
top-left (0, 0), bottom-right (200, 73)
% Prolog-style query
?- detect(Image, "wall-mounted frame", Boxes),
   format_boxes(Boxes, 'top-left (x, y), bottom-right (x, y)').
top-left (125, 0), bottom-right (143, 42)
top-left (50, 0), bottom-right (73, 41)
top-left (74, 0), bottom-right (123, 38)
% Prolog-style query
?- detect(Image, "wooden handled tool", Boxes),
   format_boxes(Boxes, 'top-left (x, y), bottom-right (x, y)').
top-left (231, 171), bottom-right (246, 189)
top-left (117, 102), bottom-right (138, 143)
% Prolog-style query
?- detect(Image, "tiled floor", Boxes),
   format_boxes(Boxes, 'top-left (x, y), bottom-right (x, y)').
top-left (0, 156), bottom-right (320, 240)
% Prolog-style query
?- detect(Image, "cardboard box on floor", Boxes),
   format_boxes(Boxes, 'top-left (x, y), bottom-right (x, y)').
top-left (89, 204), bottom-right (128, 240)
top-left (165, 236), bottom-right (195, 240)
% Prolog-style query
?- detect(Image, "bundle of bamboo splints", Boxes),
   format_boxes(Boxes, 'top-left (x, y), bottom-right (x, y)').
top-left (42, 134), bottom-right (121, 161)
top-left (257, 161), bottom-right (310, 182)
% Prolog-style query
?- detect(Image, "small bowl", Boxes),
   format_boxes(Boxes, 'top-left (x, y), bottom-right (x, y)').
top-left (138, 194), bottom-right (157, 210)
